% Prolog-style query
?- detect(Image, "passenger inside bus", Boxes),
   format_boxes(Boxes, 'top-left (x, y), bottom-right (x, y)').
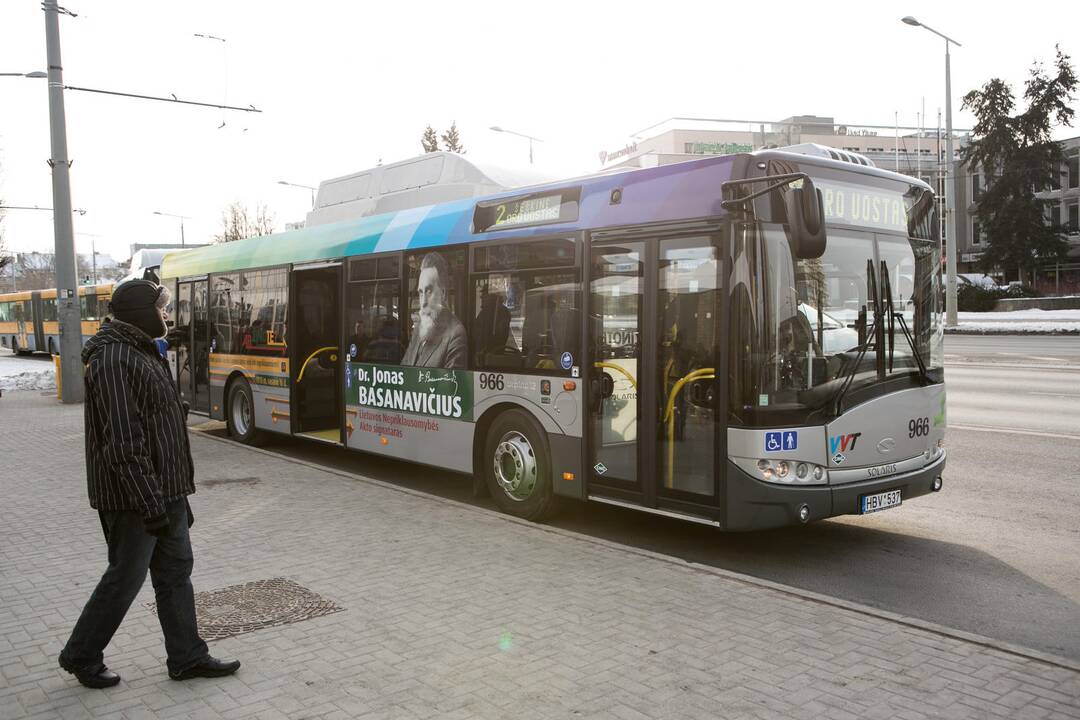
top-left (472, 290), bottom-right (516, 366)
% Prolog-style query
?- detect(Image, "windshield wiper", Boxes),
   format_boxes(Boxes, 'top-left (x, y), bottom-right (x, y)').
top-left (832, 258), bottom-right (880, 416)
top-left (879, 260), bottom-right (929, 381)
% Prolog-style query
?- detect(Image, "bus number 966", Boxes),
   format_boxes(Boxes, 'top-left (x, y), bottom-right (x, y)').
top-left (908, 417), bottom-right (929, 438)
top-left (479, 373), bottom-right (505, 391)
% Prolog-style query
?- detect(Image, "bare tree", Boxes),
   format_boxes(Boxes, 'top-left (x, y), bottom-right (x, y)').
top-left (215, 202), bottom-right (276, 243)
top-left (15, 252), bottom-right (56, 291)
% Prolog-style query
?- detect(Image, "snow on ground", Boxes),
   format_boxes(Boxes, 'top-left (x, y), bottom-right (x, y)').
top-left (0, 308), bottom-right (1078, 393)
top-left (955, 309), bottom-right (1080, 333)
top-left (0, 352), bottom-right (57, 392)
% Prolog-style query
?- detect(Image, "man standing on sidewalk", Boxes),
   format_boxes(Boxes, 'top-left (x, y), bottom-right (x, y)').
top-left (58, 279), bottom-right (240, 689)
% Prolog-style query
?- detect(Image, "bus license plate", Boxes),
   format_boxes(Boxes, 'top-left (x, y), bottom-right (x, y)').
top-left (861, 489), bottom-right (901, 514)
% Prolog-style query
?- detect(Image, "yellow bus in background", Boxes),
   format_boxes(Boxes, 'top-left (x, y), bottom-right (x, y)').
top-left (0, 284), bottom-right (113, 355)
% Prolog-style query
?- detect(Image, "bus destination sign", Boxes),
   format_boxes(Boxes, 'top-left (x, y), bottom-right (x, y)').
top-left (473, 188), bottom-right (580, 233)
top-left (815, 180), bottom-right (908, 233)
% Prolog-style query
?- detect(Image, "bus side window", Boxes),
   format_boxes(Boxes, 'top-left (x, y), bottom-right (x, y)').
top-left (470, 238), bottom-right (580, 374)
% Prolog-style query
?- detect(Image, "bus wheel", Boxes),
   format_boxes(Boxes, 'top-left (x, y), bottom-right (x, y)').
top-left (484, 409), bottom-right (557, 521)
top-left (226, 378), bottom-right (265, 446)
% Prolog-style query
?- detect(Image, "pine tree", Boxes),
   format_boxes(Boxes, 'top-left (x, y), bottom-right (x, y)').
top-left (961, 46), bottom-right (1076, 282)
top-left (421, 125), bottom-right (439, 153)
top-left (440, 121), bottom-right (465, 153)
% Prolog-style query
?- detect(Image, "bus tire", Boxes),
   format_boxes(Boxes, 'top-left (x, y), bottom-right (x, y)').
top-left (226, 377), bottom-right (265, 446)
top-left (483, 409), bottom-right (558, 521)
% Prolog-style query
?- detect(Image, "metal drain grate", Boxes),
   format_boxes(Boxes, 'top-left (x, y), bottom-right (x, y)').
top-left (148, 577), bottom-right (343, 641)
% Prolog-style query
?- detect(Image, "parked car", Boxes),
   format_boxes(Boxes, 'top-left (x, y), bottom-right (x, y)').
top-left (958, 273), bottom-right (999, 289)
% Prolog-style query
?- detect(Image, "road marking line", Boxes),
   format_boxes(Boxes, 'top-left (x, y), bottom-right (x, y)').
top-left (1029, 391), bottom-right (1080, 398)
top-left (951, 424), bottom-right (1080, 441)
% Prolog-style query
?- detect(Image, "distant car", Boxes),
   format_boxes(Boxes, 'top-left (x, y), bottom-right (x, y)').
top-left (958, 273), bottom-right (999, 289)
top-left (799, 303), bottom-right (859, 354)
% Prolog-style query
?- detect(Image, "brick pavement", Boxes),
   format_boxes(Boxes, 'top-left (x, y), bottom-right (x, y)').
top-left (1, 390), bottom-right (1078, 720)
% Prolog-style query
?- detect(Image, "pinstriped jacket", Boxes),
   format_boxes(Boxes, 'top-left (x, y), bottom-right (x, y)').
top-left (82, 320), bottom-right (195, 519)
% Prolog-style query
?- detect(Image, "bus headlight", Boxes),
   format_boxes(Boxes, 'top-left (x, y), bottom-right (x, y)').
top-left (745, 459), bottom-right (827, 485)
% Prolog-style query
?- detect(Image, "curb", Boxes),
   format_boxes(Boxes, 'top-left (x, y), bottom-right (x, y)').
top-left (189, 426), bottom-right (1080, 675)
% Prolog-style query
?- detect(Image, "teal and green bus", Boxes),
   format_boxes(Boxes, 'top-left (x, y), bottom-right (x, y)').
top-left (160, 147), bottom-right (947, 530)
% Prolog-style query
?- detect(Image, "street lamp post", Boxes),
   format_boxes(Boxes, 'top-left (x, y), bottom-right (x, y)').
top-left (490, 126), bottom-right (543, 164)
top-left (77, 233), bottom-right (102, 284)
top-left (43, 0), bottom-right (84, 403)
top-left (276, 180), bottom-right (316, 207)
top-left (903, 15), bottom-right (962, 328)
top-left (153, 211), bottom-right (188, 247)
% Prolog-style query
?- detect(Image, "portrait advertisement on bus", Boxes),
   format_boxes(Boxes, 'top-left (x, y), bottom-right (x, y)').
top-left (402, 250), bottom-right (467, 369)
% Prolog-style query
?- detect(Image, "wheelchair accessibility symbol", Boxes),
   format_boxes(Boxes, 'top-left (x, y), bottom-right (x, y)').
top-left (764, 431), bottom-right (797, 453)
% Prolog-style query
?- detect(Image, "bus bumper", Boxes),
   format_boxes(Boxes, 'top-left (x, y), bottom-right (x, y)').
top-left (724, 451), bottom-right (947, 531)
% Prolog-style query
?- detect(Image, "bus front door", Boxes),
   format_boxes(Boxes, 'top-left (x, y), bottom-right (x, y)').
top-left (587, 236), bottom-right (720, 513)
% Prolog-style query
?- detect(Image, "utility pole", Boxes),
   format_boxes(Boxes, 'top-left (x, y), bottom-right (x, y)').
top-left (44, 0), bottom-right (83, 403)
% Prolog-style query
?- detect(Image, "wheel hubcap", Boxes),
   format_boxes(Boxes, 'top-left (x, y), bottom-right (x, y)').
top-left (493, 431), bottom-right (537, 501)
top-left (232, 390), bottom-right (252, 435)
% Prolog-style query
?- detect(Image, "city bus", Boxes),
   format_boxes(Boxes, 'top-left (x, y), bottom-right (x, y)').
top-left (159, 147), bottom-right (946, 530)
top-left (0, 283), bottom-right (113, 355)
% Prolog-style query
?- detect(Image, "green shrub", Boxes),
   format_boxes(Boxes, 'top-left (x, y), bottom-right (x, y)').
top-left (957, 284), bottom-right (999, 312)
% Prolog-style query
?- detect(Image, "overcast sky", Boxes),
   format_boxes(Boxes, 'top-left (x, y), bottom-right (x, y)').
top-left (1, 0), bottom-right (1078, 262)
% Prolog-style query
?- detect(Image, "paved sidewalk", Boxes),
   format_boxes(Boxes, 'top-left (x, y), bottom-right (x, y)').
top-left (1, 391), bottom-right (1078, 720)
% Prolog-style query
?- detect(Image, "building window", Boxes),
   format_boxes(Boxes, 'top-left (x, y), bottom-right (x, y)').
top-left (1045, 201), bottom-right (1060, 227)
top-left (1049, 162), bottom-right (1062, 191)
top-left (1069, 202), bottom-right (1079, 235)
top-left (1068, 153), bottom-right (1079, 189)
top-left (971, 172), bottom-right (981, 201)
top-left (971, 218), bottom-right (982, 246)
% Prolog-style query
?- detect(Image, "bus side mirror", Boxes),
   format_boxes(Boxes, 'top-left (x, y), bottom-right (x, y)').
top-left (786, 179), bottom-right (826, 259)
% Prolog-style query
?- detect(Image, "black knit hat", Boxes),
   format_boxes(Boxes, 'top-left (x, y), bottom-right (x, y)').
top-left (110, 279), bottom-right (169, 339)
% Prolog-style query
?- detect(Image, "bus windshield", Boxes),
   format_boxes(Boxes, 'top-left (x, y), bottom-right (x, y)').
top-left (728, 221), bottom-right (943, 426)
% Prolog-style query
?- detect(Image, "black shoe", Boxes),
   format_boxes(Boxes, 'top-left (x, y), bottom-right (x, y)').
top-left (58, 656), bottom-right (121, 689)
top-left (169, 655), bottom-right (241, 681)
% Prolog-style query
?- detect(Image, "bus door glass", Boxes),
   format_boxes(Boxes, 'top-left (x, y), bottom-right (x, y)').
top-left (174, 281), bottom-right (192, 403)
top-left (657, 237), bottom-right (719, 498)
top-left (191, 279), bottom-right (210, 413)
top-left (291, 264), bottom-right (343, 440)
top-left (588, 241), bottom-right (644, 487)
top-left (31, 293), bottom-right (46, 351)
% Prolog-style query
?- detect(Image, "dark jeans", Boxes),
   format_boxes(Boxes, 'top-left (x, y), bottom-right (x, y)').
top-left (60, 499), bottom-right (209, 674)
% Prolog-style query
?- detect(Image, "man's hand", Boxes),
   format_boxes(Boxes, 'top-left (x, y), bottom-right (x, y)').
top-left (144, 513), bottom-right (170, 538)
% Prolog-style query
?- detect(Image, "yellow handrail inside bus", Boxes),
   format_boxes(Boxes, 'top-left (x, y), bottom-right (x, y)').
top-left (662, 367), bottom-right (715, 489)
top-left (296, 346), bottom-right (338, 384)
top-left (593, 361), bottom-right (638, 391)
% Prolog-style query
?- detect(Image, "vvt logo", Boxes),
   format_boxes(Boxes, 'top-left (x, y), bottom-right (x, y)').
top-left (829, 432), bottom-right (862, 455)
